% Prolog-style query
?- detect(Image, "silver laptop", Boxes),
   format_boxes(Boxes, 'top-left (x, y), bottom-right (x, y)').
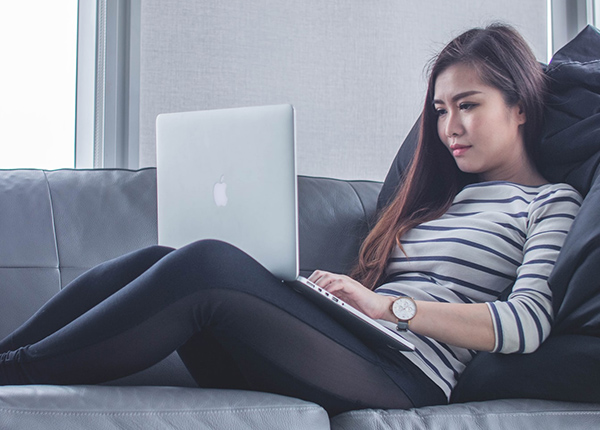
top-left (156, 104), bottom-right (414, 352)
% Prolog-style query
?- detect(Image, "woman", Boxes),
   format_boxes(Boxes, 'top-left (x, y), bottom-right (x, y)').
top-left (0, 24), bottom-right (582, 414)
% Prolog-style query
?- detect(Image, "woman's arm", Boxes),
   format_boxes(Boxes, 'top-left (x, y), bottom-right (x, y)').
top-left (308, 270), bottom-right (495, 351)
top-left (389, 300), bottom-right (495, 351)
top-left (484, 186), bottom-right (582, 354)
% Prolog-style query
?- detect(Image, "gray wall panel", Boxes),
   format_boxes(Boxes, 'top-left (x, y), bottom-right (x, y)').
top-left (140, 1), bottom-right (547, 181)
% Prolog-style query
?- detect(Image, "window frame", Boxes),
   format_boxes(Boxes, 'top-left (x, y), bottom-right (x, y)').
top-left (75, 0), bottom-right (140, 169)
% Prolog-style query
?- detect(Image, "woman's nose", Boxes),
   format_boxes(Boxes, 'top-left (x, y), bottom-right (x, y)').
top-left (444, 112), bottom-right (463, 139)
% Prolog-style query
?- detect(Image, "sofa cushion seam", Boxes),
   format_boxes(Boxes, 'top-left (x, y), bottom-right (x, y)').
top-left (0, 405), bottom-right (323, 417)
top-left (42, 170), bottom-right (62, 289)
top-left (345, 182), bottom-right (371, 231)
top-left (338, 410), bottom-right (600, 419)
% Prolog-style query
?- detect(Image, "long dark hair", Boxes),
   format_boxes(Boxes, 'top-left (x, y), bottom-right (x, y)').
top-left (352, 24), bottom-right (547, 290)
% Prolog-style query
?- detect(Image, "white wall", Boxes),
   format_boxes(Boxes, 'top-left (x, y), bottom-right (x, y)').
top-left (139, 1), bottom-right (547, 181)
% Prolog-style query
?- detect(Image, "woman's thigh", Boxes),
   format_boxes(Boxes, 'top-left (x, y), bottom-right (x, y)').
top-left (178, 287), bottom-right (420, 415)
top-left (167, 241), bottom-right (437, 414)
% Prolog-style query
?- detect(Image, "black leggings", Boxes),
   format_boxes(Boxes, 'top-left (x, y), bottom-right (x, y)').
top-left (0, 240), bottom-right (445, 414)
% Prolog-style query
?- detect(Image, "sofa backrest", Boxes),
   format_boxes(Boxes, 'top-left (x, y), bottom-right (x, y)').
top-left (297, 176), bottom-right (381, 277)
top-left (0, 170), bottom-right (62, 340)
top-left (0, 168), bottom-right (158, 339)
top-left (0, 168), bottom-right (381, 342)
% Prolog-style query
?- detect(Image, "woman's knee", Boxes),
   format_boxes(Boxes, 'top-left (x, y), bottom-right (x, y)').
top-left (152, 239), bottom-right (276, 297)
top-left (140, 244), bottom-right (176, 261)
top-left (170, 240), bottom-right (254, 277)
top-left (178, 239), bottom-right (242, 260)
top-left (109, 245), bottom-right (175, 273)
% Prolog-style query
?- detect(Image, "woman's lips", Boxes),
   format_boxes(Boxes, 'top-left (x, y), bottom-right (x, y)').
top-left (450, 144), bottom-right (470, 157)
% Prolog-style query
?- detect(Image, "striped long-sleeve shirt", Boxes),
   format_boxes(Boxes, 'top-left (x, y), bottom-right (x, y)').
top-left (375, 181), bottom-right (582, 399)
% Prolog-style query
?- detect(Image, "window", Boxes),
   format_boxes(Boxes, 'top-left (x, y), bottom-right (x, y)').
top-left (0, 1), bottom-right (78, 169)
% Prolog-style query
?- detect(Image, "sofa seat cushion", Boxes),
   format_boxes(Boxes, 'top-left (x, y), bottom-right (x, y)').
top-left (330, 399), bottom-right (600, 430)
top-left (0, 385), bottom-right (330, 430)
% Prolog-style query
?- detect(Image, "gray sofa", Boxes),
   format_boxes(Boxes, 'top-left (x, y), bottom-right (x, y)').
top-left (0, 168), bottom-right (599, 429)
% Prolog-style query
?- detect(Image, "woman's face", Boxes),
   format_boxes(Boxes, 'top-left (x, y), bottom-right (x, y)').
top-left (433, 63), bottom-right (528, 182)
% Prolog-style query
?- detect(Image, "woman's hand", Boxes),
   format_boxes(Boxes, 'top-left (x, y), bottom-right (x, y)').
top-left (308, 270), bottom-right (393, 320)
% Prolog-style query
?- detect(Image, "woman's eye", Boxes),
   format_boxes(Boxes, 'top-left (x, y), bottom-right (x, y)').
top-left (459, 103), bottom-right (477, 111)
top-left (435, 108), bottom-right (447, 116)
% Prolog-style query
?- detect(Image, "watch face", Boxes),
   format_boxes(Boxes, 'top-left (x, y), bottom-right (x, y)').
top-left (392, 298), bottom-right (417, 321)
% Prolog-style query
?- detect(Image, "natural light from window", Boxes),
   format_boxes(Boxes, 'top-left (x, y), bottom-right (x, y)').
top-left (0, 1), bottom-right (78, 169)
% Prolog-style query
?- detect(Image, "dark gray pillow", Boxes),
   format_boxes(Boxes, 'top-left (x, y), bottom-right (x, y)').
top-left (451, 335), bottom-right (600, 404)
top-left (376, 116), bottom-right (420, 213)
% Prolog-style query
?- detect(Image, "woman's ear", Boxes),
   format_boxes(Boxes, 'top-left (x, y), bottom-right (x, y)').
top-left (515, 103), bottom-right (527, 125)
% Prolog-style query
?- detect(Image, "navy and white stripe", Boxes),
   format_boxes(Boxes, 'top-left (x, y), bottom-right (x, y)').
top-left (375, 181), bottom-right (582, 399)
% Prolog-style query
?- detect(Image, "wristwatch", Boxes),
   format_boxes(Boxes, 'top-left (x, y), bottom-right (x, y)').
top-left (391, 297), bottom-right (417, 331)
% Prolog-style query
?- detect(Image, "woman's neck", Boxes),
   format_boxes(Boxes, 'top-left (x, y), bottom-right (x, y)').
top-left (479, 157), bottom-right (548, 186)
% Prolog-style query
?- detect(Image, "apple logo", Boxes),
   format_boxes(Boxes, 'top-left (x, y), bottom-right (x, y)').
top-left (213, 175), bottom-right (228, 207)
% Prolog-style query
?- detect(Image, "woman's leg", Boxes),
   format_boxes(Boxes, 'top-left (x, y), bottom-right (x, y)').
top-left (0, 240), bottom-right (443, 414)
top-left (0, 245), bottom-right (174, 352)
top-left (175, 288), bottom-right (444, 414)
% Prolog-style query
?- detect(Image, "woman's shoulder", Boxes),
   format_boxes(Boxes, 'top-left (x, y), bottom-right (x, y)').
top-left (529, 182), bottom-right (583, 207)
top-left (460, 181), bottom-right (582, 203)
top-left (454, 181), bottom-right (582, 221)
top-left (524, 182), bottom-right (583, 224)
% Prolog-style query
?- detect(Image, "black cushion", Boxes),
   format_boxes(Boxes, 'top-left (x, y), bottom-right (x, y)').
top-left (538, 25), bottom-right (600, 335)
top-left (539, 26), bottom-right (600, 195)
top-left (451, 335), bottom-right (600, 404)
top-left (376, 116), bottom-right (420, 213)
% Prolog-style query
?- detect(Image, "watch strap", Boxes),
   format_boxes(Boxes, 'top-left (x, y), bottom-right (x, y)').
top-left (396, 320), bottom-right (410, 331)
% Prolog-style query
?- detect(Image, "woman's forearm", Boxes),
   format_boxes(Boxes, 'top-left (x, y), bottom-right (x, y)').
top-left (308, 270), bottom-right (497, 352)
top-left (379, 296), bottom-right (495, 351)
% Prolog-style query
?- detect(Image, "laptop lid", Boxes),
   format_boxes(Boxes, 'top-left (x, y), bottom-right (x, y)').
top-left (156, 104), bottom-right (298, 281)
